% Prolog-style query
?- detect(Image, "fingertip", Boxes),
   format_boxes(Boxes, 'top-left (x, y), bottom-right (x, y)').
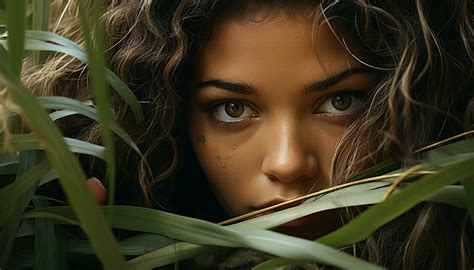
top-left (87, 177), bottom-right (107, 205)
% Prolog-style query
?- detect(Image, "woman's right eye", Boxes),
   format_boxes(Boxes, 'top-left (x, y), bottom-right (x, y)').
top-left (213, 101), bottom-right (259, 123)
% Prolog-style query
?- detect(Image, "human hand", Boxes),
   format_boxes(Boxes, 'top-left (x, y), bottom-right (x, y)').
top-left (86, 177), bottom-right (107, 205)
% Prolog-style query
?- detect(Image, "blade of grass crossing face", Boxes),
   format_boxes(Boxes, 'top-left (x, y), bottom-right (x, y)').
top-left (32, 0), bottom-right (51, 65)
top-left (76, 1), bottom-right (116, 212)
top-left (24, 206), bottom-right (383, 270)
top-left (317, 156), bottom-right (474, 248)
top-left (0, 45), bottom-right (127, 269)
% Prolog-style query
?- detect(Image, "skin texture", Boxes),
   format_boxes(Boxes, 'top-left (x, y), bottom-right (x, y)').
top-left (188, 8), bottom-right (375, 236)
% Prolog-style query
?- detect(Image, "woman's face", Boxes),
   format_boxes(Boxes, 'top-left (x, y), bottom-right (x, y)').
top-left (188, 9), bottom-right (375, 218)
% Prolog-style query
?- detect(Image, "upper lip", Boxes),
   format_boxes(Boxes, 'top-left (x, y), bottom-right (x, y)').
top-left (254, 197), bottom-right (299, 212)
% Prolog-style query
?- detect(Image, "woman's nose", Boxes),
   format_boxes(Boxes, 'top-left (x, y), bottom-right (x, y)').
top-left (261, 123), bottom-right (318, 183)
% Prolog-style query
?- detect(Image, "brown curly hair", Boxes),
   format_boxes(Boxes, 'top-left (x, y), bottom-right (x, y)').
top-left (24, 0), bottom-right (473, 268)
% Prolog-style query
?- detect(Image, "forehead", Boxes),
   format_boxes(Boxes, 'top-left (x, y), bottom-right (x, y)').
top-left (193, 8), bottom-right (363, 91)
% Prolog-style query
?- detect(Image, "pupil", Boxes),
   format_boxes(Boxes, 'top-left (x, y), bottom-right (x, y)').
top-left (230, 102), bottom-right (239, 112)
top-left (225, 101), bottom-right (244, 117)
top-left (332, 95), bottom-right (351, 110)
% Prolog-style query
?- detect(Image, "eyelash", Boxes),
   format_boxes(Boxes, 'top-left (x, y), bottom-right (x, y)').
top-left (206, 99), bottom-right (259, 127)
top-left (314, 90), bottom-right (366, 118)
top-left (206, 91), bottom-right (366, 126)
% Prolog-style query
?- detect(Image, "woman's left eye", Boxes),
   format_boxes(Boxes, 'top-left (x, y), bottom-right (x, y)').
top-left (315, 91), bottom-right (365, 115)
top-left (213, 101), bottom-right (259, 122)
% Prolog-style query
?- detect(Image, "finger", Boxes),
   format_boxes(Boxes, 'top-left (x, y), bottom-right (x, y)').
top-left (87, 177), bottom-right (107, 205)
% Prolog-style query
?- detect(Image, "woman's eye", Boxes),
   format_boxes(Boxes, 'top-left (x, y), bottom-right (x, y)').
top-left (316, 92), bottom-right (365, 115)
top-left (213, 101), bottom-right (258, 122)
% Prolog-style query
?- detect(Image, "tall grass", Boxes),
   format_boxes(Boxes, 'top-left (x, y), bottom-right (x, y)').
top-left (0, 1), bottom-right (472, 269)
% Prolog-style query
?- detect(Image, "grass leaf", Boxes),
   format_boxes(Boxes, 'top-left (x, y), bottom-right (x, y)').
top-left (31, 0), bottom-right (51, 64)
top-left (25, 30), bottom-right (144, 122)
top-left (33, 198), bottom-right (68, 270)
top-left (0, 160), bottom-right (50, 225)
top-left (1, 133), bottom-right (105, 160)
top-left (5, 0), bottom-right (25, 76)
top-left (0, 44), bottom-right (127, 269)
top-left (0, 151), bottom-right (45, 267)
top-left (461, 179), bottom-right (474, 224)
top-left (76, 0), bottom-right (117, 213)
top-left (317, 156), bottom-right (474, 248)
top-left (36, 96), bottom-right (142, 155)
top-left (24, 206), bottom-right (382, 270)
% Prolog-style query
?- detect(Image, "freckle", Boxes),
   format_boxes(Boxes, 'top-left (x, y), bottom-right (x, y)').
top-left (217, 155), bottom-right (221, 160)
top-left (232, 145), bottom-right (237, 150)
top-left (233, 178), bottom-right (239, 182)
top-left (199, 135), bottom-right (208, 145)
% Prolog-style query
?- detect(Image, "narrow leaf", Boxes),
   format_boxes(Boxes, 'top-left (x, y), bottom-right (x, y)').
top-left (32, 0), bottom-right (51, 64)
top-left (25, 30), bottom-right (144, 122)
top-left (0, 44), bottom-right (127, 269)
top-left (36, 96), bottom-right (141, 155)
top-left (1, 133), bottom-right (105, 160)
top-left (76, 0), bottom-right (117, 214)
top-left (317, 156), bottom-right (474, 248)
top-left (0, 151), bottom-right (45, 267)
top-left (5, 0), bottom-right (26, 76)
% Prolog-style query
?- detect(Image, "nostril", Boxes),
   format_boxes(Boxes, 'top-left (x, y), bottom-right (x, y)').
top-left (265, 170), bottom-right (314, 183)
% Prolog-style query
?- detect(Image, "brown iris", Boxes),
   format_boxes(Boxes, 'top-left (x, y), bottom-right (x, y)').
top-left (331, 94), bottom-right (351, 111)
top-left (225, 101), bottom-right (244, 117)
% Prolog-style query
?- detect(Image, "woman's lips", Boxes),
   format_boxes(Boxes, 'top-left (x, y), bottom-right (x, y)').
top-left (252, 198), bottom-right (342, 239)
top-left (254, 197), bottom-right (293, 210)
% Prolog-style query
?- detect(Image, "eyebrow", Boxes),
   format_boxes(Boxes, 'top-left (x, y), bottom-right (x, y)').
top-left (194, 80), bottom-right (257, 95)
top-left (194, 67), bottom-right (372, 96)
top-left (302, 67), bottom-right (372, 95)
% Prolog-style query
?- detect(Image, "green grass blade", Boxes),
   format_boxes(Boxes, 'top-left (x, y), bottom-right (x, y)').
top-left (317, 156), bottom-right (474, 248)
top-left (0, 151), bottom-right (45, 267)
top-left (5, 0), bottom-right (25, 76)
top-left (48, 109), bottom-right (77, 121)
top-left (0, 9), bottom-right (6, 25)
top-left (0, 160), bottom-right (51, 225)
top-left (31, 0), bottom-right (51, 65)
top-left (0, 45), bottom-right (127, 269)
top-left (69, 233), bottom-right (176, 256)
top-left (461, 179), bottom-right (474, 224)
top-left (1, 35), bottom-right (144, 123)
top-left (1, 134), bottom-right (105, 159)
top-left (127, 243), bottom-right (212, 270)
top-left (33, 198), bottom-right (68, 270)
top-left (346, 160), bottom-right (400, 182)
top-left (24, 206), bottom-right (382, 270)
top-left (0, 154), bottom-right (18, 175)
top-left (76, 0), bottom-right (116, 210)
top-left (24, 30), bottom-right (144, 122)
top-left (36, 96), bottom-right (141, 155)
